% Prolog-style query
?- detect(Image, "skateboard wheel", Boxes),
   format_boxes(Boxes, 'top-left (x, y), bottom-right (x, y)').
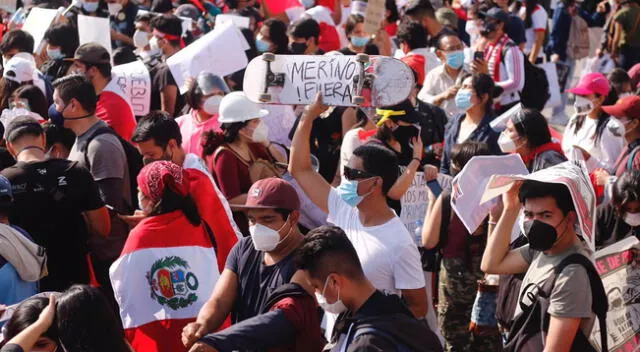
top-left (355, 53), bottom-right (369, 63)
top-left (262, 53), bottom-right (275, 62)
top-left (352, 96), bottom-right (365, 105)
top-left (259, 93), bottom-right (272, 102)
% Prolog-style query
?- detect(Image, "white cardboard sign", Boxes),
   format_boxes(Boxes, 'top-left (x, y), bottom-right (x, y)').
top-left (363, 0), bottom-right (384, 34)
top-left (111, 60), bottom-right (151, 116)
top-left (215, 14), bottom-right (250, 29)
top-left (400, 171), bottom-right (429, 234)
top-left (78, 15), bottom-right (112, 56)
top-left (21, 8), bottom-right (58, 53)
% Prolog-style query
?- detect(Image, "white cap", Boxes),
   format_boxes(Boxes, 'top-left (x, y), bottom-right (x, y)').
top-left (218, 91), bottom-right (269, 124)
top-left (2, 57), bottom-right (34, 84)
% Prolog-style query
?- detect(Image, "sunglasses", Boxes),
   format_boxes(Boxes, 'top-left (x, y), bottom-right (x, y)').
top-left (343, 166), bottom-right (376, 181)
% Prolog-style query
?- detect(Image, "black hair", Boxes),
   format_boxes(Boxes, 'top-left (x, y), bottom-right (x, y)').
top-left (612, 170), bottom-right (640, 210)
top-left (185, 80), bottom-right (205, 110)
top-left (201, 121), bottom-right (249, 158)
top-left (43, 121), bottom-right (76, 151)
top-left (518, 180), bottom-right (575, 215)
top-left (240, 27), bottom-right (258, 62)
top-left (404, 0), bottom-right (436, 20)
top-left (524, 0), bottom-right (539, 28)
top-left (571, 89), bottom-right (619, 144)
top-left (83, 62), bottom-right (112, 78)
top-left (512, 108), bottom-right (552, 149)
top-left (2, 297), bottom-right (59, 345)
top-left (132, 110), bottom-right (182, 147)
top-left (352, 143), bottom-right (399, 193)
top-left (460, 72), bottom-right (497, 113)
top-left (561, 0), bottom-right (577, 7)
top-left (52, 74), bottom-right (97, 114)
top-left (385, 0), bottom-right (400, 23)
top-left (608, 68), bottom-right (632, 94)
top-left (0, 30), bottom-right (34, 55)
top-left (5, 115), bottom-right (44, 143)
top-left (437, 32), bottom-right (460, 50)
top-left (450, 141), bottom-right (492, 170)
top-left (289, 18), bottom-right (320, 42)
top-left (293, 225), bottom-right (365, 282)
top-left (43, 24), bottom-right (79, 58)
top-left (151, 15), bottom-right (183, 46)
top-left (0, 79), bottom-right (24, 112)
top-left (135, 11), bottom-right (155, 23)
top-left (397, 19), bottom-right (428, 51)
top-left (262, 18), bottom-right (289, 54)
top-left (151, 187), bottom-right (201, 226)
top-left (56, 285), bottom-right (130, 352)
top-left (274, 208), bottom-right (292, 221)
top-left (345, 14), bottom-right (365, 37)
top-left (13, 84), bottom-right (48, 119)
top-left (112, 46), bottom-right (137, 66)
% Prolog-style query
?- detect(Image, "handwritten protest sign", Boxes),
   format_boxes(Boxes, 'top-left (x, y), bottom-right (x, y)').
top-left (589, 237), bottom-right (640, 351)
top-left (112, 60), bottom-right (151, 116)
top-left (363, 0), bottom-right (385, 34)
top-left (167, 21), bottom-right (248, 94)
top-left (22, 8), bottom-right (58, 53)
top-left (215, 14), bottom-right (250, 29)
top-left (400, 172), bottom-right (429, 234)
top-left (78, 15), bottom-right (112, 56)
top-left (481, 161), bottom-right (597, 250)
top-left (451, 154), bottom-right (529, 233)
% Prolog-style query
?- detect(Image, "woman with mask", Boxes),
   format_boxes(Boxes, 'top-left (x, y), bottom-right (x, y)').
top-left (422, 141), bottom-right (501, 352)
top-left (64, 0), bottom-right (109, 27)
top-left (255, 18), bottom-right (289, 54)
top-left (338, 14), bottom-right (379, 55)
top-left (596, 170), bottom-right (640, 249)
top-left (41, 24), bottom-right (79, 81)
top-left (439, 73), bottom-right (502, 175)
top-left (176, 73), bottom-right (229, 158)
top-left (0, 57), bottom-right (35, 113)
top-left (9, 85), bottom-right (49, 120)
top-left (498, 108), bottom-right (567, 172)
top-left (562, 72), bottom-right (624, 172)
top-left (201, 92), bottom-right (286, 235)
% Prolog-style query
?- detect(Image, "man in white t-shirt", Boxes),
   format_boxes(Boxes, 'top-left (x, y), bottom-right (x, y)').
top-left (289, 94), bottom-right (427, 319)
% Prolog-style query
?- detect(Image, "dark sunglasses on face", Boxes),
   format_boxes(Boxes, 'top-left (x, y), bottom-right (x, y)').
top-left (344, 166), bottom-right (376, 181)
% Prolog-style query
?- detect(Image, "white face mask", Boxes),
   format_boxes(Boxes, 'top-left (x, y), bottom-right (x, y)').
top-left (138, 192), bottom-right (154, 215)
top-left (624, 212), bottom-right (640, 227)
top-left (107, 2), bottom-right (122, 15)
top-left (249, 217), bottom-right (290, 252)
top-left (574, 95), bottom-right (595, 116)
top-left (619, 92), bottom-right (634, 99)
top-left (498, 131), bottom-right (517, 153)
top-left (202, 95), bottom-right (223, 115)
top-left (315, 276), bottom-right (347, 315)
top-left (250, 120), bottom-right (269, 143)
top-left (133, 29), bottom-right (150, 49)
top-left (149, 36), bottom-right (160, 52)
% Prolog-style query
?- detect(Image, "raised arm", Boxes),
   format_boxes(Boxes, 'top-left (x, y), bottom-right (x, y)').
top-left (288, 93), bottom-right (332, 213)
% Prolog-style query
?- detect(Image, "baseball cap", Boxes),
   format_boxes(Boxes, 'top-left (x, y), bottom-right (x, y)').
top-left (436, 8), bottom-right (458, 29)
top-left (3, 57), bottom-right (34, 84)
top-left (482, 7), bottom-right (509, 24)
top-left (568, 72), bottom-right (611, 96)
top-left (237, 178), bottom-right (300, 211)
top-left (0, 175), bottom-right (12, 203)
top-left (376, 99), bottom-right (421, 126)
top-left (4, 115), bottom-right (44, 143)
top-left (175, 4), bottom-right (199, 21)
top-left (74, 43), bottom-right (111, 65)
top-left (602, 95), bottom-right (640, 119)
top-left (197, 72), bottom-right (229, 95)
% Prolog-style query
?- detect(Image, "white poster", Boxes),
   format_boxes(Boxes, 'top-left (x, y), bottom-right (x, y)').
top-left (400, 171), bottom-right (428, 234)
top-left (363, 0), bottom-right (385, 34)
top-left (167, 21), bottom-right (248, 94)
top-left (78, 15), bottom-right (112, 56)
top-left (451, 154), bottom-right (529, 234)
top-left (481, 160), bottom-right (597, 251)
top-left (589, 237), bottom-right (640, 352)
top-left (21, 8), bottom-right (58, 53)
top-left (215, 14), bottom-right (250, 29)
top-left (111, 60), bottom-right (151, 116)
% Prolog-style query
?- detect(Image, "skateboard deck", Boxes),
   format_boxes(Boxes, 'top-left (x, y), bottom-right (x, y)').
top-left (243, 53), bottom-right (415, 107)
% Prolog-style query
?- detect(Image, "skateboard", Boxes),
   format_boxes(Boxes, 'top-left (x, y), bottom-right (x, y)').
top-left (242, 53), bottom-right (415, 107)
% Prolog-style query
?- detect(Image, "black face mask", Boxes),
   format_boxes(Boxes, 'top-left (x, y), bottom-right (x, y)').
top-left (392, 125), bottom-right (420, 144)
top-left (290, 42), bottom-right (308, 54)
top-left (480, 22), bottom-right (497, 37)
top-left (523, 217), bottom-right (567, 251)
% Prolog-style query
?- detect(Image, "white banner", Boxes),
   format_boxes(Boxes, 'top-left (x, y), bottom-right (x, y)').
top-left (451, 154), bottom-right (529, 234)
top-left (167, 21), bottom-right (248, 94)
top-left (215, 14), bottom-right (250, 29)
top-left (590, 237), bottom-right (640, 352)
top-left (22, 8), bottom-right (58, 53)
top-left (111, 60), bottom-right (151, 116)
top-left (400, 171), bottom-right (428, 234)
top-left (363, 0), bottom-right (385, 34)
top-left (481, 160), bottom-right (597, 251)
top-left (78, 15), bottom-right (112, 56)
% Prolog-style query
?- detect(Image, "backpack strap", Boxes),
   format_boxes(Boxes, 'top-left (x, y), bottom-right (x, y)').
top-left (627, 145), bottom-right (640, 171)
top-left (81, 126), bottom-right (118, 169)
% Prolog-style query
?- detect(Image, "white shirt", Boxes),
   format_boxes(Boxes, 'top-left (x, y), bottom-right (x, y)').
top-left (417, 64), bottom-right (467, 120)
top-left (561, 114), bottom-right (625, 172)
top-left (519, 5), bottom-right (548, 58)
top-left (259, 104), bottom-right (297, 147)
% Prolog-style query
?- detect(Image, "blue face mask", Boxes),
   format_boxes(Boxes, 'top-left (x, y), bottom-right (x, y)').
top-left (48, 103), bottom-right (66, 127)
top-left (445, 50), bottom-right (465, 70)
top-left (454, 89), bottom-right (473, 110)
top-left (336, 178), bottom-right (367, 207)
top-left (47, 48), bottom-right (65, 60)
top-left (301, 0), bottom-right (315, 8)
top-left (255, 38), bottom-right (271, 53)
top-left (350, 36), bottom-right (369, 48)
top-left (82, 1), bottom-right (99, 12)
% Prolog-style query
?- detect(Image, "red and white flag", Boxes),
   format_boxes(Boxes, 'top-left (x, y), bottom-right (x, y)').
top-left (109, 213), bottom-right (220, 352)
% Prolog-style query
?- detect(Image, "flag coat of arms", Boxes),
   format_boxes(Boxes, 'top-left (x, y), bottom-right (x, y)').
top-left (109, 211), bottom-right (220, 352)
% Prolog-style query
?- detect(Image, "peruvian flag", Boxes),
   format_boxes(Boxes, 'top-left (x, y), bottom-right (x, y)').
top-left (109, 212), bottom-right (220, 352)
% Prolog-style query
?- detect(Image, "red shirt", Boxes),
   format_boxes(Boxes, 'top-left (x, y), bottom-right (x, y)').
top-left (95, 91), bottom-right (137, 141)
top-left (268, 295), bottom-right (324, 352)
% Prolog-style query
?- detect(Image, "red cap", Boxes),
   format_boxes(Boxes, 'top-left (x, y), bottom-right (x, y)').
top-left (400, 54), bottom-right (425, 86)
top-left (237, 178), bottom-right (300, 211)
top-left (568, 72), bottom-right (610, 96)
top-left (602, 95), bottom-right (640, 119)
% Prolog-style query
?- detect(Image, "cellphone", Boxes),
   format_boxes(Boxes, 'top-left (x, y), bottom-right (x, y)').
top-left (105, 204), bottom-right (129, 216)
top-left (474, 51), bottom-right (484, 61)
top-left (426, 180), bottom-right (443, 197)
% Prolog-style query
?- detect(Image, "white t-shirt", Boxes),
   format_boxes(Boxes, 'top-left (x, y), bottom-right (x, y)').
top-left (561, 114), bottom-right (624, 172)
top-left (519, 5), bottom-right (548, 58)
top-left (326, 188), bottom-right (425, 294)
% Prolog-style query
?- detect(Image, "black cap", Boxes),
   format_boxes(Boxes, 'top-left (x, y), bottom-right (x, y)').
top-left (482, 7), bottom-right (509, 24)
top-left (376, 99), bottom-right (421, 125)
top-left (5, 115), bottom-right (43, 143)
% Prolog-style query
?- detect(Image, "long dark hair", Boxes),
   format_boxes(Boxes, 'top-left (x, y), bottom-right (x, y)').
top-left (0, 78), bottom-right (25, 111)
top-left (263, 18), bottom-right (289, 54)
top-left (460, 72), bottom-right (497, 114)
top-left (512, 108), bottom-right (552, 149)
top-left (13, 84), bottom-right (48, 119)
top-left (572, 89), bottom-right (619, 144)
top-left (201, 120), bottom-right (249, 158)
top-left (1, 297), bottom-right (59, 347)
top-left (524, 0), bottom-right (539, 29)
top-left (56, 285), bottom-right (130, 352)
top-left (151, 187), bottom-right (201, 227)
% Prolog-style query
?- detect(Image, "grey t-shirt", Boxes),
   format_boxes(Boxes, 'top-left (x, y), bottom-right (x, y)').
top-left (515, 241), bottom-right (596, 338)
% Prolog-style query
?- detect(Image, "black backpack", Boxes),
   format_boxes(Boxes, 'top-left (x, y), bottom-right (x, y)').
top-left (82, 126), bottom-right (143, 210)
top-left (502, 43), bottom-right (550, 111)
top-left (505, 253), bottom-right (608, 352)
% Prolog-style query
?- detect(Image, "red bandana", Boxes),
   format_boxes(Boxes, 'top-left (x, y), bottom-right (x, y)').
top-left (137, 161), bottom-right (189, 203)
top-left (153, 29), bottom-right (186, 49)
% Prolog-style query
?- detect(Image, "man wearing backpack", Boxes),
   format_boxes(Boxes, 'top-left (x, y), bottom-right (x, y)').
top-left (51, 74), bottom-right (131, 299)
top-left (294, 226), bottom-right (442, 352)
top-left (481, 177), bottom-right (606, 351)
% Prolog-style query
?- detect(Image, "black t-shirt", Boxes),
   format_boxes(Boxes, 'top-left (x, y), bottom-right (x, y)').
top-left (149, 62), bottom-right (185, 116)
top-left (0, 148), bottom-right (16, 172)
top-left (225, 237), bottom-right (296, 324)
top-left (1, 159), bottom-right (104, 291)
top-left (338, 43), bottom-right (380, 56)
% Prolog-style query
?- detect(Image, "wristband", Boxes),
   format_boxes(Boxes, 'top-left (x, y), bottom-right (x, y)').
top-left (412, 157), bottom-right (421, 163)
